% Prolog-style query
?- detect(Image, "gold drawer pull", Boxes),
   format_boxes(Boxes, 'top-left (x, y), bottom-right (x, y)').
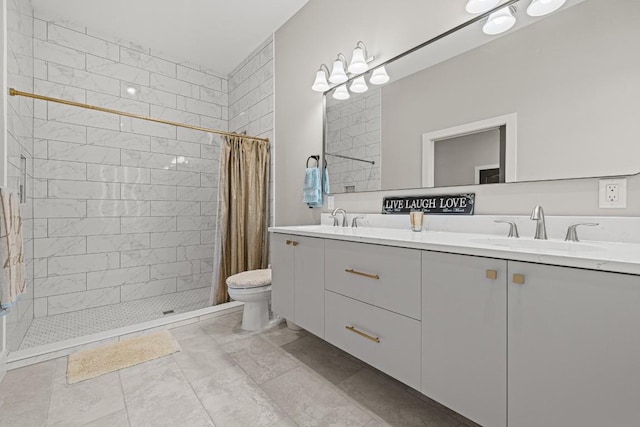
top-left (285, 240), bottom-right (299, 246)
top-left (345, 325), bottom-right (380, 343)
top-left (513, 273), bottom-right (525, 285)
top-left (345, 269), bottom-right (380, 280)
top-left (486, 269), bottom-right (498, 280)
top-left (285, 240), bottom-right (292, 245)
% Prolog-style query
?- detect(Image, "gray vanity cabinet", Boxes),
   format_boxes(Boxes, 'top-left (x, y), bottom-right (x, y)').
top-left (270, 233), bottom-right (325, 338)
top-left (422, 251), bottom-right (507, 427)
top-left (508, 262), bottom-right (640, 427)
top-left (271, 230), bottom-right (640, 427)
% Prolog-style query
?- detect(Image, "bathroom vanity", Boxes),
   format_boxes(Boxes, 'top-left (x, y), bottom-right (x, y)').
top-left (269, 225), bottom-right (640, 427)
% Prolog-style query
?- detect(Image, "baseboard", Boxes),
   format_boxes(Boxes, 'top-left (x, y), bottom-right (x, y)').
top-left (6, 301), bottom-right (243, 371)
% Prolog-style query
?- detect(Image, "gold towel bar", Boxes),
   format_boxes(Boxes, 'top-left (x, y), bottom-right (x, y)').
top-left (345, 269), bottom-right (380, 280)
top-left (345, 326), bottom-right (380, 343)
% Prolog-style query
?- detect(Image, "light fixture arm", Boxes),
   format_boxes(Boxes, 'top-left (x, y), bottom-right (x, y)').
top-left (355, 41), bottom-right (374, 63)
top-left (336, 53), bottom-right (348, 68)
top-left (318, 63), bottom-right (330, 75)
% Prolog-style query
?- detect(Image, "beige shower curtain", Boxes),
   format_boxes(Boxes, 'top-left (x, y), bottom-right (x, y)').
top-left (214, 135), bottom-right (270, 304)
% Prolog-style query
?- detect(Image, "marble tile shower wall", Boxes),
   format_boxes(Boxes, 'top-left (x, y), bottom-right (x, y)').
top-left (6, 0), bottom-right (35, 351)
top-left (29, 12), bottom-right (229, 318)
top-left (326, 89), bottom-right (381, 192)
top-left (227, 36), bottom-right (274, 225)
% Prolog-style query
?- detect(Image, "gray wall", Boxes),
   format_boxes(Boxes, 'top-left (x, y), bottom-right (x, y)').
top-left (274, 0), bottom-right (640, 222)
top-left (274, 0), bottom-right (467, 226)
top-left (434, 129), bottom-right (499, 187)
top-left (381, 0), bottom-right (640, 189)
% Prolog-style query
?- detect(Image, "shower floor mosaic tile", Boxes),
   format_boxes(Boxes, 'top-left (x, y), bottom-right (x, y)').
top-left (18, 288), bottom-right (211, 350)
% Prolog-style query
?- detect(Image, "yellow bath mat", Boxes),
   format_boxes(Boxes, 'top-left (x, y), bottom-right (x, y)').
top-left (67, 330), bottom-right (181, 384)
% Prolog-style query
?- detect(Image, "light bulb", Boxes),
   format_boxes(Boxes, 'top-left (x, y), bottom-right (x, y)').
top-left (350, 76), bottom-right (368, 93)
top-left (311, 69), bottom-right (329, 92)
top-left (332, 85), bottom-right (350, 100)
top-left (329, 58), bottom-right (348, 84)
top-left (369, 66), bottom-right (390, 85)
top-left (527, 0), bottom-right (566, 16)
top-left (483, 7), bottom-right (516, 35)
top-left (348, 46), bottom-right (368, 74)
top-left (465, 0), bottom-right (499, 14)
top-left (126, 86), bottom-right (137, 95)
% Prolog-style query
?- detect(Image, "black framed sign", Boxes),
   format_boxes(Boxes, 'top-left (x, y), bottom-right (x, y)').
top-left (382, 193), bottom-right (475, 215)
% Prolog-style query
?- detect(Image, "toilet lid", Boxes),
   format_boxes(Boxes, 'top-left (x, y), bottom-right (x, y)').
top-left (226, 269), bottom-right (272, 289)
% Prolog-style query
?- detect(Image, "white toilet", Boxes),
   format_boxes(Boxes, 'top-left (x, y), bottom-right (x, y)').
top-left (226, 268), bottom-right (273, 331)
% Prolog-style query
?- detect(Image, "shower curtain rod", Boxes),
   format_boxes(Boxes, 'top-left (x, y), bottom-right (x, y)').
top-left (9, 88), bottom-right (269, 143)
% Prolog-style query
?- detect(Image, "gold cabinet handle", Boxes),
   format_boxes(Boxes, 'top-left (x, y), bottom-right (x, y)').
top-left (291, 241), bottom-right (299, 246)
top-left (285, 240), bottom-right (292, 245)
top-left (345, 325), bottom-right (380, 343)
top-left (486, 269), bottom-right (498, 280)
top-left (513, 273), bottom-right (525, 285)
top-left (345, 269), bottom-right (380, 280)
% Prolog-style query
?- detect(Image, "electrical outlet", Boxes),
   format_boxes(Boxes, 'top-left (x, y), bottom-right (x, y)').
top-left (606, 184), bottom-right (619, 203)
top-left (599, 178), bottom-right (627, 208)
top-left (327, 196), bottom-right (335, 210)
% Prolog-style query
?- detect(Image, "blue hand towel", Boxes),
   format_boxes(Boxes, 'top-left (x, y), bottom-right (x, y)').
top-left (303, 167), bottom-right (323, 208)
top-left (322, 166), bottom-right (330, 194)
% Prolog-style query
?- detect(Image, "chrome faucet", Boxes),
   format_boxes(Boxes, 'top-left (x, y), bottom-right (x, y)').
top-left (330, 208), bottom-right (348, 227)
top-left (530, 205), bottom-right (547, 240)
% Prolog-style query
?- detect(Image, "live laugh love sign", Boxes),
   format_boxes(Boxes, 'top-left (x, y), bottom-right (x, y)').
top-left (382, 194), bottom-right (475, 215)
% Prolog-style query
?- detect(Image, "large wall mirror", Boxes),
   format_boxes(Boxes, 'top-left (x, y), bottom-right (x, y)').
top-left (323, 0), bottom-right (640, 194)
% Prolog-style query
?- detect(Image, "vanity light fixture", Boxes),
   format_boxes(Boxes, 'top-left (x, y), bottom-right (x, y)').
top-left (329, 54), bottom-right (349, 84)
top-left (465, 0), bottom-right (500, 14)
top-left (312, 41), bottom-right (378, 95)
top-left (348, 41), bottom-right (372, 74)
top-left (311, 64), bottom-right (331, 92)
top-left (369, 66), bottom-right (390, 85)
top-left (350, 76), bottom-right (368, 93)
top-left (527, 0), bottom-right (566, 16)
top-left (333, 84), bottom-right (351, 100)
top-left (482, 6), bottom-right (516, 35)
top-left (471, 0), bottom-right (569, 36)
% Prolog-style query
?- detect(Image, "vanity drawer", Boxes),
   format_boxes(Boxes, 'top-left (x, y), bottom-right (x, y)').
top-left (324, 239), bottom-right (421, 320)
top-left (325, 290), bottom-right (421, 390)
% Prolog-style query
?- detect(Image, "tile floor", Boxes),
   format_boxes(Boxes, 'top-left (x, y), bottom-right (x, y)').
top-left (19, 288), bottom-right (211, 350)
top-left (0, 311), bottom-right (478, 427)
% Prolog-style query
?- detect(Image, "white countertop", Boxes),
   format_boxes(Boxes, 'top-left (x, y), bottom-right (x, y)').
top-left (269, 225), bottom-right (640, 276)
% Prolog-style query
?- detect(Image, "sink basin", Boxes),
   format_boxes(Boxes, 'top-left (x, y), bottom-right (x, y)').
top-left (469, 238), bottom-right (604, 252)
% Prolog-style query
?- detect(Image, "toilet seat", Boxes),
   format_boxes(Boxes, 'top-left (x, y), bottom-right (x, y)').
top-left (226, 269), bottom-right (271, 289)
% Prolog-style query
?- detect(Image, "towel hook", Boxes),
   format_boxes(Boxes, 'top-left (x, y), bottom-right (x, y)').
top-left (306, 155), bottom-right (320, 168)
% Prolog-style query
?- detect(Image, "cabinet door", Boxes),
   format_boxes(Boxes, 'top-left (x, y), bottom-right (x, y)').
top-left (508, 262), bottom-right (640, 427)
top-left (293, 236), bottom-right (325, 338)
top-left (270, 233), bottom-right (294, 320)
top-left (422, 251), bottom-right (507, 427)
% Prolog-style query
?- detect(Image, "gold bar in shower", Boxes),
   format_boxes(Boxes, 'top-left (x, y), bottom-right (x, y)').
top-left (9, 88), bottom-right (269, 143)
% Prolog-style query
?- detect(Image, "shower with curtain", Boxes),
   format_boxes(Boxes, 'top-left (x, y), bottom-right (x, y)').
top-left (3, 1), bottom-right (274, 361)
